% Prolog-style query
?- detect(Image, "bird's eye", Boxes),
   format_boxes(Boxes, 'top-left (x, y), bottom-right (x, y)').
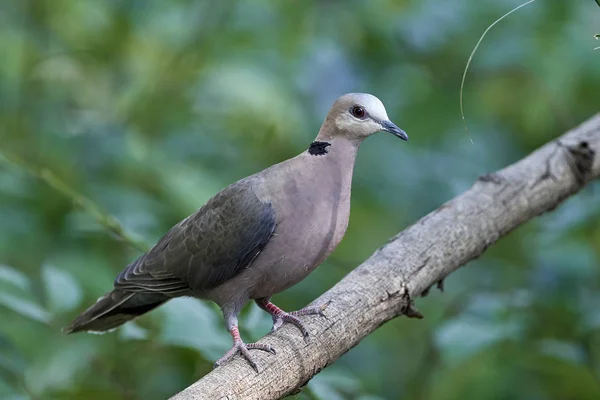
top-left (350, 105), bottom-right (367, 119)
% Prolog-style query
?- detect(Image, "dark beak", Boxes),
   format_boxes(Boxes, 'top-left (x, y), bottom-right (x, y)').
top-left (381, 120), bottom-right (408, 141)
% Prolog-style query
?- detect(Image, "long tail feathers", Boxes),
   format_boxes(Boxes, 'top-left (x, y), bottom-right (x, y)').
top-left (64, 290), bottom-right (167, 334)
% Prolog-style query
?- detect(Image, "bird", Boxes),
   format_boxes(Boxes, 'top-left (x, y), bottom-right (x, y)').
top-left (64, 93), bottom-right (408, 371)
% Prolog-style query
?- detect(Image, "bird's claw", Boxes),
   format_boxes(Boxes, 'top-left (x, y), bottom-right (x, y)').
top-left (271, 317), bottom-right (284, 333)
top-left (314, 300), bottom-right (332, 317)
top-left (292, 300), bottom-right (332, 318)
top-left (270, 301), bottom-right (332, 341)
top-left (270, 312), bottom-right (309, 338)
top-left (213, 341), bottom-right (276, 372)
top-left (302, 301), bottom-right (332, 315)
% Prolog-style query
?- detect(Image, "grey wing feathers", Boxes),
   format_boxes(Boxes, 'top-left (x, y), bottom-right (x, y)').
top-left (114, 181), bottom-right (276, 294)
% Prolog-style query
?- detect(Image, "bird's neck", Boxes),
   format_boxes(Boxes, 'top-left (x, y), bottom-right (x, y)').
top-left (305, 136), bottom-right (362, 188)
top-left (313, 122), bottom-right (363, 160)
top-left (318, 136), bottom-right (361, 160)
top-left (308, 132), bottom-right (362, 160)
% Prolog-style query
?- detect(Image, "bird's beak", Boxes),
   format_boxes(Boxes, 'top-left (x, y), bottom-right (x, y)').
top-left (380, 120), bottom-right (408, 141)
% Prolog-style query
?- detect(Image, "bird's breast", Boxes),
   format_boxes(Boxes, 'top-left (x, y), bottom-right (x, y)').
top-left (248, 157), bottom-right (354, 298)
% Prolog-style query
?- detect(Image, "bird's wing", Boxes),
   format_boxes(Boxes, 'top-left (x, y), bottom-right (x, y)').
top-left (114, 180), bottom-right (276, 294)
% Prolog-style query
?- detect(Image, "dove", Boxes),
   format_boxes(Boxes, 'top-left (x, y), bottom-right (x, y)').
top-left (65, 93), bottom-right (408, 371)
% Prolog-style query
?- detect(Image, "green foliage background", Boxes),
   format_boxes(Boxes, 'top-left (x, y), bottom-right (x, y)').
top-left (1, 0), bottom-right (600, 399)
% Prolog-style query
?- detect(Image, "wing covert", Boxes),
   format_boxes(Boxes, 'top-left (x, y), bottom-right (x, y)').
top-left (114, 181), bottom-right (276, 294)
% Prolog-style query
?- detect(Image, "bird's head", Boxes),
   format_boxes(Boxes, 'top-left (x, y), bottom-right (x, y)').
top-left (319, 93), bottom-right (408, 142)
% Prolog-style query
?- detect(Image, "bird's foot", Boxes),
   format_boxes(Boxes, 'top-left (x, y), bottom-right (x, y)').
top-left (214, 326), bottom-right (275, 372)
top-left (259, 300), bottom-right (331, 339)
top-left (289, 301), bottom-right (332, 318)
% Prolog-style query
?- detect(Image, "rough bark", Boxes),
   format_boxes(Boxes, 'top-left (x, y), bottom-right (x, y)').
top-left (171, 114), bottom-right (600, 400)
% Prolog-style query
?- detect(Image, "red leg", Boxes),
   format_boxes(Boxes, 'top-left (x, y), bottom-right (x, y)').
top-left (214, 324), bottom-right (275, 372)
top-left (256, 298), bottom-right (331, 338)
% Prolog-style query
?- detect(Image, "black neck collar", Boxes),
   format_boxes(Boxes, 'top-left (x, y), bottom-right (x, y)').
top-left (308, 141), bottom-right (331, 156)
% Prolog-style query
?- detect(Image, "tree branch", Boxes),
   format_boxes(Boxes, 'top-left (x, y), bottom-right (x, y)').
top-left (171, 114), bottom-right (600, 400)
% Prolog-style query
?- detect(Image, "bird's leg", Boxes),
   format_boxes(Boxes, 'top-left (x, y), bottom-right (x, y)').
top-left (214, 315), bottom-right (276, 372)
top-left (255, 298), bottom-right (331, 339)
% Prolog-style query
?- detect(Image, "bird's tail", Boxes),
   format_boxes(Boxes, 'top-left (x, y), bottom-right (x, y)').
top-left (63, 289), bottom-right (168, 334)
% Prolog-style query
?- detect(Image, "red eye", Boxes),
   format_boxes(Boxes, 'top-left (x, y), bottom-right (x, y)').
top-left (350, 105), bottom-right (366, 119)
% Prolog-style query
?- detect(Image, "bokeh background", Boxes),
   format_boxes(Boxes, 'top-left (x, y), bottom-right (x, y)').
top-left (2, 0), bottom-right (600, 399)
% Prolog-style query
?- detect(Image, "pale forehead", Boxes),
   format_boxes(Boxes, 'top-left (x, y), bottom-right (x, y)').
top-left (335, 93), bottom-right (389, 120)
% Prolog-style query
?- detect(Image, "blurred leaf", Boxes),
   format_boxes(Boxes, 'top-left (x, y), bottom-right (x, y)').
top-left (25, 340), bottom-right (98, 396)
top-left (0, 265), bottom-right (30, 292)
top-left (119, 321), bottom-right (148, 341)
top-left (240, 302), bottom-right (273, 341)
top-left (0, 265), bottom-right (50, 323)
top-left (0, 379), bottom-right (28, 400)
top-left (0, 333), bottom-right (27, 386)
top-left (435, 313), bottom-right (522, 363)
top-left (537, 339), bottom-right (585, 364)
top-left (0, 293), bottom-right (50, 324)
top-left (308, 370), bottom-right (361, 400)
top-left (42, 264), bottom-right (83, 314)
top-left (157, 298), bottom-right (230, 361)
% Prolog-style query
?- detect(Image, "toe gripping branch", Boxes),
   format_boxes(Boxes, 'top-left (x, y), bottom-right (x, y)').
top-left (214, 325), bottom-right (276, 372)
top-left (259, 300), bottom-right (331, 340)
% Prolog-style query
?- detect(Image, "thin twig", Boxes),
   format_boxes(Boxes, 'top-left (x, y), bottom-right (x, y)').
top-left (0, 150), bottom-right (150, 252)
top-left (460, 0), bottom-right (537, 143)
